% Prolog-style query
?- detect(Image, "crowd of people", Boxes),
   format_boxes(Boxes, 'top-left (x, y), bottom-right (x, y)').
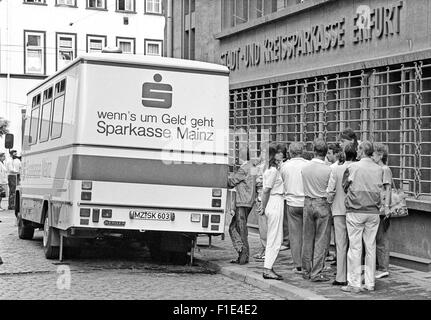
top-left (228, 128), bottom-right (393, 293)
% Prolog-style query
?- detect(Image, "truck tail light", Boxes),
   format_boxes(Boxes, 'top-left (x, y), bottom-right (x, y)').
top-left (212, 189), bottom-right (222, 197)
top-left (81, 192), bottom-right (92, 201)
top-left (212, 199), bottom-right (221, 207)
top-left (82, 181), bottom-right (93, 190)
top-left (102, 209), bottom-right (112, 218)
top-left (202, 214), bottom-right (209, 228)
top-left (191, 213), bottom-right (201, 222)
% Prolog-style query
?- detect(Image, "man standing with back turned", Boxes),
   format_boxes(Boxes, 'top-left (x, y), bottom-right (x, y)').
top-left (342, 141), bottom-right (385, 293)
top-left (301, 139), bottom-right (332, 282)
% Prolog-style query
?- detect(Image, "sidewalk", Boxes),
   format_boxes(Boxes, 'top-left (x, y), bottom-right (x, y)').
top-left (195, 230), bottom-right (431, 300)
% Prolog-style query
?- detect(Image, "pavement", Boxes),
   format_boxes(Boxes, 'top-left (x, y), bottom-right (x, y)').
top-left (195, 227), bottom-right (431, 300)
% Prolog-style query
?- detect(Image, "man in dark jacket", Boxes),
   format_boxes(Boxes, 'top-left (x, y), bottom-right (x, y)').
top-left (228, 154), bottom-right (259, 265)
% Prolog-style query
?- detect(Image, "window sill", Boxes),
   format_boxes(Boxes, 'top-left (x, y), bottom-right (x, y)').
top-left (144, 11), bottom-right (163, 16)
top-left (55, 4), bottom-right (78, 8)
top-left (23, 2), bottom-right (48, 6)
top-left (116, 10), bottom-right (137, 14)
top-left (85, 7), bottom-right (108, 11)
top-left (406, 198), bottom-right (431, 213)
top-left (215, 0), bottom-right (336, 40)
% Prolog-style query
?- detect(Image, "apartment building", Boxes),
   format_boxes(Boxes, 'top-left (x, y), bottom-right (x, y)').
top-left (0, 0), bottom-right (166, 153)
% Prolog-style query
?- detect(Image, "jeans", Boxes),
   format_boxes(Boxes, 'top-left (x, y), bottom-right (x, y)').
top-left (229, 206), bottom-right (252, 257)
top-left (8, 175), bottom-right (17, 210)
top-left (376, 216), bottom-right (390, 272)
top-left (346, 212), bottom-right (380, 289)
top-left (282, 202), bottom-right (290, 246)
top-left (302, 197), bottom-right (331, 279)
top-left (333, 216), bottom-right (348, 283)
top-left (287, 205), bottom-right (303, 268)
top-left (264, 195), bottom-right (284, 269)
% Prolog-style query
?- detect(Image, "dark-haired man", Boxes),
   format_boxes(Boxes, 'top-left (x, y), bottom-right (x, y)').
top-left (327, 143), bottom-right (357, 286)
top-left (301, 139), bottom-right (332, 282)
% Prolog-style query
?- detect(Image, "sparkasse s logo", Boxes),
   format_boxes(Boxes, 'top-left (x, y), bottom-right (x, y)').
top-left (142, 73), bottom-right (173, 109)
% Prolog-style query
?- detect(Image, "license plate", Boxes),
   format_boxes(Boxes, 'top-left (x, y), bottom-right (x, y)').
top-left (129, 210), bottom-right (173, 221)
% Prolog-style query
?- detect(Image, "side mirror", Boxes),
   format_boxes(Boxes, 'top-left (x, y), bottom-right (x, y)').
top-left (5, 133), bottom-right (14, 149)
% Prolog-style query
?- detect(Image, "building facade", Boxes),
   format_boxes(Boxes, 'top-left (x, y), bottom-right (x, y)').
top-left (0, 0), bottom-right (166, 154)
top-left (170, 0), bottom-right (431, 271)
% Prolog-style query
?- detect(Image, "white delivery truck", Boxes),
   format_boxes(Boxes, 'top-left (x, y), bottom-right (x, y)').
top-left (14, 53), bottom-right (230, 263)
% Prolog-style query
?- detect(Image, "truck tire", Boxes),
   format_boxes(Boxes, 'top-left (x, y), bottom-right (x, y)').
top-left (170, 251), bottom-right (189, 265)
top-left (43, 216), bottom-right (59, 260)
top-left (17, 213), bottom-right (34, 240)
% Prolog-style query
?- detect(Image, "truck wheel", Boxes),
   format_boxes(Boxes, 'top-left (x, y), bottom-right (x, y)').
top-left (17, 213), bottom-right (34, 240)
top-left (43, 216), bottom-right (59, 259)
top-left (170, 251), bottom-right (189, 265)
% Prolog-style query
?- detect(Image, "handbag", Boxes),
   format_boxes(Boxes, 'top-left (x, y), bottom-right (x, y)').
top-left (387, 181), bottom-right (409, 218)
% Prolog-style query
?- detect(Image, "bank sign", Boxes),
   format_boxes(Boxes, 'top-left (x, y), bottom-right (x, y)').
top-left (220, 1), bottom-right (404, 73)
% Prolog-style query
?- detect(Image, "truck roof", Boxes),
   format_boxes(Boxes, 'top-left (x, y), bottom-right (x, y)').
top-left (27, 53), bottom-right (230, 95)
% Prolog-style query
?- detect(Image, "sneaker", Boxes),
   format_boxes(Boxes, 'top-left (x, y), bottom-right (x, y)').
top-left (238, 250), bottom-right (249, 265)
top-left (363, 285), bottom-right (375, 291)
top-left (293, 267), bottom-right (302, 275)
top-left (341, 285), bottom-right (363, 293)
top-left (375, 271), bottom-right (389, 279)
top-left (311, 274), bottom-right (330, 282)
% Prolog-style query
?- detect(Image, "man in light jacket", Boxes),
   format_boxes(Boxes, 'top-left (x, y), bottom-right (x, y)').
top-left (341, 141), bottom-right (387, 293)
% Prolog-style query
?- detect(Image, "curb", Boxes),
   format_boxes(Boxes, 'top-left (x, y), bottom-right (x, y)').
top-left (196, 258), bottom-right (329, 300)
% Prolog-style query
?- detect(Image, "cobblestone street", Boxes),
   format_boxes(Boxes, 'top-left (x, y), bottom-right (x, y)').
top-left (0, 209), bottom-right (282, 300)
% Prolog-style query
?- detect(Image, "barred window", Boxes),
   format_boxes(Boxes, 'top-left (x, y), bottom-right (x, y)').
top-left (229, 60), bottom-right (431, 199)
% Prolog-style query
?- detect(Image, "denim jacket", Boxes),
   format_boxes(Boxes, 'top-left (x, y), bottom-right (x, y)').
top-left (228, 161), bottom-right (257, 208)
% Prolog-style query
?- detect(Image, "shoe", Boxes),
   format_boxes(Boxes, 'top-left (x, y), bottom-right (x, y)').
top-left (332, 281), bottom-right (347, 286)
top-left (279, 244), bottom-right (290, 251)
top-left (375, 271), bottom-right (389, 279)
top-left (363, 285), bottom-right (375, 291)
top-left (341, 285), bottom-right (364, 293)
top-left (255, 255), bottom-right (265, 262)
top-left (263, 269), bottom-right (283, 280)
top-left (238, 250), bottom-right (249, 265)
top-left (230, 258), bottom-right (239, 264)
top-left (0, 256), bottom-right (3, 265)
top-left (293, 267), bottom-right (302, 275)
top-left (311, 274), bottom-right (330, 282)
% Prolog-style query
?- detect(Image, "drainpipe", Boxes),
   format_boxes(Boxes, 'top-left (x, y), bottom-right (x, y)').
top-left (166, 0), bottom-right (173, 57)
top-left (6, 0), bottom-right (11, 121)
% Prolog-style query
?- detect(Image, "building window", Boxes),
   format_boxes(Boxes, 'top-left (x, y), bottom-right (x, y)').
top-left (117, 0), bottom-right (135, 12)
top-left (56, 0), bottom-right (76, 6)
top-left (24, 31), bottom-right (46, 75)
top-left (51, 79), bottom-right (67, 140)
top-left (229, 60), bottom-right (431, 198)
top-left (87, 0), bottom-right (106, 9)
top-left (145, 0), bottom-right (162, 14)
top-left (222, 0), bottom-right (249, 29)
top-left (29, 94), bottom-right (41, 145)
top-left (24, 0), bottom-right (46, 4)
top-left (56, 33), bottom-right (77, 71)
top-left (39, 87), bottom-right (53, 143)
top-left (86, 35), bottom-right (107, 53)
top-left (116, 37), bottom-right (135, 54)
top-left (183, 0), bottom-right (195, 60)
top-left (145, 40), bottom-right (163, 56)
